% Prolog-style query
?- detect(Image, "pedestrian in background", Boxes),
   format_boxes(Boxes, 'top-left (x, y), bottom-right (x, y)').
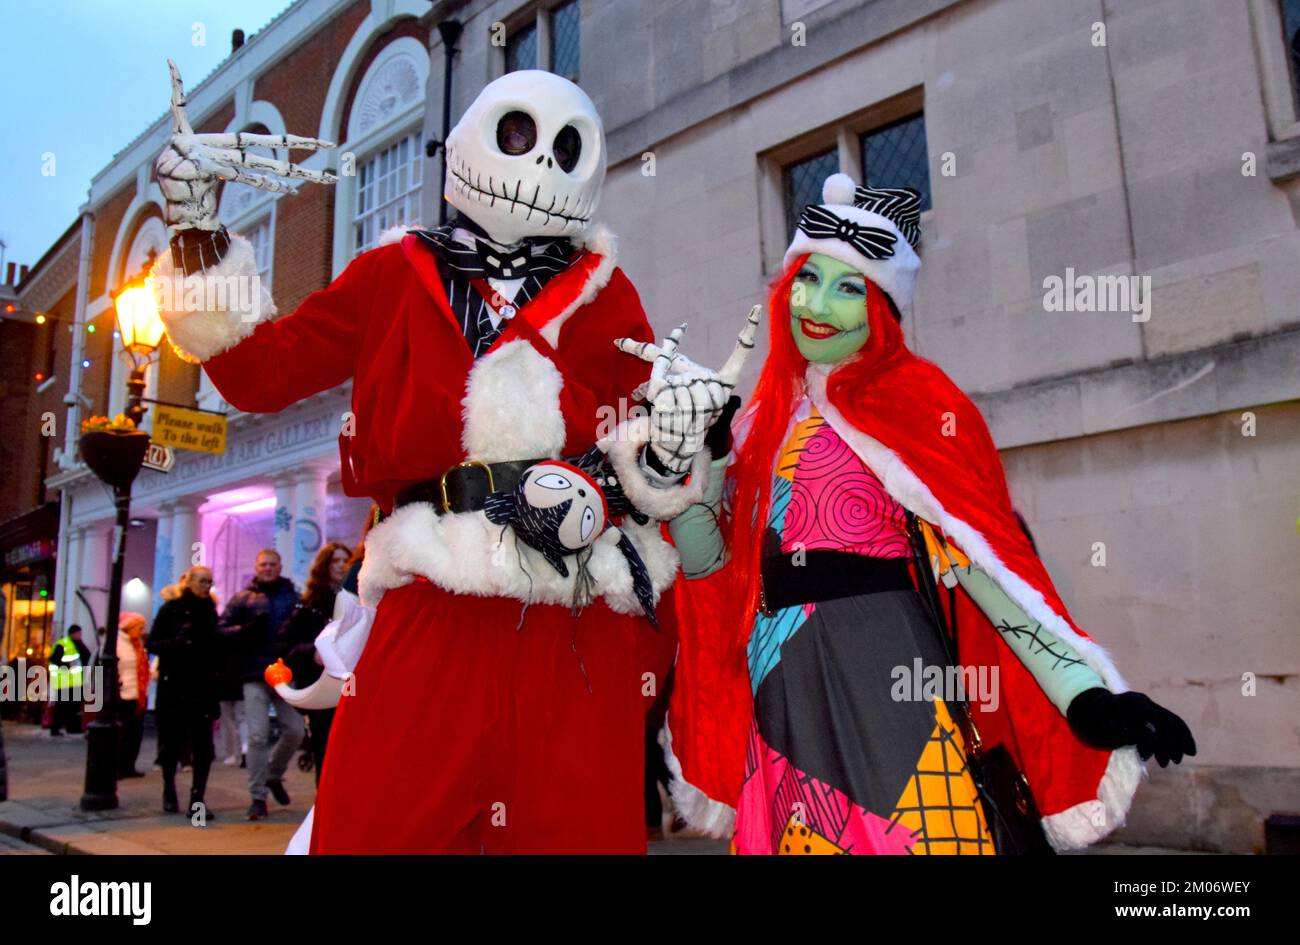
top-left (49, 625), bottom-right (89, 736)
top-left (278, 542), bottom-right (350, 784)
top-left (115, 612), bottom-right (150, 778)
top-left (148, 565), bottom-right (220, 818)
top-left (218, 548), bottom-right (304, 821)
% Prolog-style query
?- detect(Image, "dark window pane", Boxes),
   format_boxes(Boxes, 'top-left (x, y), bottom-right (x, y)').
top-left (1285, 0), bottom-right (1300, 112)
top-left (506, 22), bottom-right (538, 73)
top-left (860, 112), bottom-right (931, 212)
top-left (783, 149), bottom-right (839, 237)
top-left (551, 0), bottom-right (581, 82)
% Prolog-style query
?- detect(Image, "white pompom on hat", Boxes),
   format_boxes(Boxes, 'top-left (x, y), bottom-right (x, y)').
top-left (783, 172), bottom-right (921, 317)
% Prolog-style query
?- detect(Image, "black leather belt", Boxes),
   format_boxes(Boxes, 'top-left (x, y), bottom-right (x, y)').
top-left (759, 549), bottom-right (915, 614)
top-left (394, 458), bottom-right (546, 514)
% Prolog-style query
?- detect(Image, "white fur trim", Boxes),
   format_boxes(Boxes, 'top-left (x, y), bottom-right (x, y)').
top-left (538, 223), bottom-right (617, 347)
top-left (378, 223), bottom-right (417, 247)
top-left (356, 501), bottom-right (680, 616)
top-left (461, 339), bottom-right (567, 461)
top-left (149, 231), bottom-right (276, 363)
top-left (661, 721), bottom-right (736, 838)
top-left (599, 417), bottom-right (711, 520)
top-left (1042, 747), bottom-right (1145, 851)
top-left (805, 363), bottom-right (1143, 847)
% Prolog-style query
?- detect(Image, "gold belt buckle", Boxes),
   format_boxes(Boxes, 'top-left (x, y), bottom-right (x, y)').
top-left (439, 459), bottom-right (496, 513)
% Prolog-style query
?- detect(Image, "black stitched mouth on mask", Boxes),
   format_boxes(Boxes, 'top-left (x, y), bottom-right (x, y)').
top-left (449, 153), bottom-right (590, 226)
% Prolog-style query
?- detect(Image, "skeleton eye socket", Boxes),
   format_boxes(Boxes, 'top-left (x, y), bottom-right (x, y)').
top-left (535, 473), bottom-right (572, 490)
top-left (496, 111), bottom-right (537, 155)
top-left (553, 125), bottom-right (582, 173)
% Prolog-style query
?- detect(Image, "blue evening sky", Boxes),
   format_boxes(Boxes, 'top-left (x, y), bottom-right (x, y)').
top-left (0, 1), bottom-right (288, 272)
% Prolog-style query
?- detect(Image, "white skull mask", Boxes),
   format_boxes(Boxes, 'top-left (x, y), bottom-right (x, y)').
top-left (443, 71), bottom-right (606, 246)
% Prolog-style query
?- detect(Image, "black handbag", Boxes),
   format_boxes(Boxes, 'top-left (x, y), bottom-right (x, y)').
top-left (904, 513), bottom-right (1056, 855)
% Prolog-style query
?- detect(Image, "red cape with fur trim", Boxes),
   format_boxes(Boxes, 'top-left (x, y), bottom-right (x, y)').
top-left (668, 312), bottom-right (1142, 851)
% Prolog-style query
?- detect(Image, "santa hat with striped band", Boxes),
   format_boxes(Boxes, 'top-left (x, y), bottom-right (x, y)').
top-left (783, 172), bottom-right (922, 317)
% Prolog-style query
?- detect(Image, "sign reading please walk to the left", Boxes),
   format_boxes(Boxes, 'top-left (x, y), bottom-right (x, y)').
top-left (151, 404), bottom-right (227, 455)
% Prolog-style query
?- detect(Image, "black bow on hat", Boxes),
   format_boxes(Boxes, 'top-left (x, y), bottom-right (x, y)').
top-left (796, 205), bottom-right (898, 259)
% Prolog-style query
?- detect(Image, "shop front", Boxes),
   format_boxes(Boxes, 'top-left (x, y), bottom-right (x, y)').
top-left (0, 503), bottom-right (59, 721)
top-left (49, 383), bottom-right (371, 644)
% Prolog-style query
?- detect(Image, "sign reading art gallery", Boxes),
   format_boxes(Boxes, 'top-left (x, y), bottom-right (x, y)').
top-left (151, 404), bottom-right (227, 455)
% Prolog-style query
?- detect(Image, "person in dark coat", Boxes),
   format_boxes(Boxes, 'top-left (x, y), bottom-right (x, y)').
top-left (218, 549), bottom-right (303, 821)
top-left (278, 542), bottom-right (350, 784)
top-left (147, 565), bottom-right (220, 818)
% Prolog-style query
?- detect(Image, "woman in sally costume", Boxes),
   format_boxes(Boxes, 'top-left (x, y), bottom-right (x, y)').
top-left (652, 174), bottom-right (1196, 855)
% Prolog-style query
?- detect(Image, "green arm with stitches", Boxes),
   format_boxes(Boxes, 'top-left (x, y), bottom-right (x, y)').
top-left (947, 561), bottom-right (1105, 715)
top-left (668, 455), bottom-right (730, 579)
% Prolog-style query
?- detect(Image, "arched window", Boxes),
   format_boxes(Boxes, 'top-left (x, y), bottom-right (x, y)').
top-left (333, 36), bottom-right (429, 260)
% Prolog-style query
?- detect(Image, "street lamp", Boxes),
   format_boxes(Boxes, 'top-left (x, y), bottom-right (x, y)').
top-left (78, 279), bottom-right (164, 811)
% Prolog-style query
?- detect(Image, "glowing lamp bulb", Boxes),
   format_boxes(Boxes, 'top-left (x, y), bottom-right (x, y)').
top-left (114, 279), bottom-right (166, 355)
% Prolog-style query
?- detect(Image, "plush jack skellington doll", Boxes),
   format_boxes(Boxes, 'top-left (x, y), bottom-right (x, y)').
top-left (484, 453), bottom-right (660, 628)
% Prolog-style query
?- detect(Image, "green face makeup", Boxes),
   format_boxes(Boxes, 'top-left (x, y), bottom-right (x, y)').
top-left (789, 253), bottom-right (870, 363)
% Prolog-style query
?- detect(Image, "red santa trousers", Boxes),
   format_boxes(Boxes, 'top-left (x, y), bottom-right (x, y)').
top-left (309, 578), bottom-right (674, 854)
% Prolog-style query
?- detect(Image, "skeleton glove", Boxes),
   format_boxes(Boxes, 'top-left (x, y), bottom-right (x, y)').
top-left (615, 305), bottom-right (761, 478)
top-left (154, 60), bottom-right (336, 267)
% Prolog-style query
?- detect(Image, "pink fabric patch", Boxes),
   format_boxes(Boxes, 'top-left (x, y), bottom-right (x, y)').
top-left (780, 421), bottom-right (909, 558)
top-left (733, 723), bottom-right (917, 855)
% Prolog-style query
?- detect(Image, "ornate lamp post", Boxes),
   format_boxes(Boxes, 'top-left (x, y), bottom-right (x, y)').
top-left (79, 279), bottom-right (165, 810)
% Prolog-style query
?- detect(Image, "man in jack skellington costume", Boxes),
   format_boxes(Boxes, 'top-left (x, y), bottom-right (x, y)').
top-left (151, 64), bottom-right (746, 853)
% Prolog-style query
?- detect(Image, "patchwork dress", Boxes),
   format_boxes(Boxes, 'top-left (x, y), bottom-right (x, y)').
top-left (734, 402), bottom-right (996, 855)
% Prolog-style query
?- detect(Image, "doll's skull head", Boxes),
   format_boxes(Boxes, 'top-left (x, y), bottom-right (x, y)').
top-left (520, 462), bottom-right (607, 552)
top-left (443, 71), bottom-right (606, 246)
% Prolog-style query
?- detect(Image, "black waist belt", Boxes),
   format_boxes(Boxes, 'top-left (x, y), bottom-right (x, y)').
top-left (394, 458), bottom-right (545, 515)
top-left (759, 549), bottom-right (914, 614)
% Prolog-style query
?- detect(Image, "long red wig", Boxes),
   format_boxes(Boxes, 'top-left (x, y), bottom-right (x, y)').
top-left (720, 253), bottom-right (910, 656)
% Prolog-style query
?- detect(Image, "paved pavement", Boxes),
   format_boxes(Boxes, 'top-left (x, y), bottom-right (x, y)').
top-left (0, 720), bottom-right (312, 855)
top-left (1, 720), bottom-right (1196, 856)
top-left (0, 720), bottom-right (727, 855)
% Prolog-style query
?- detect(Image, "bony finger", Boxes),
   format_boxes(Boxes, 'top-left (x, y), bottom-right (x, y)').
top-left (167, 59), bottom-right (194, 136)
top-left (614, 337), bottom-right (660, 362)
top-left (718, 305), bottom-right (762, 386)
top-left (661, 323), bottom-right (687, 355)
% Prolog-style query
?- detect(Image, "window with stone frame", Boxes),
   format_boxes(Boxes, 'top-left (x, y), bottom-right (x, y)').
top-left (353, 128), bottom-right (424, 256)
top-left (246, 217), bottom-right (273, 290)
top-left (505, 20), bottom-right (538, 73)
top-left (1284, 0), bottom-right (1300, 111)
top-left (503, 2), bottom-right (581, 82)
top-left (782, 148), bottom-right (839, 238)
top-left (860, 112), bottom-right (932, 213)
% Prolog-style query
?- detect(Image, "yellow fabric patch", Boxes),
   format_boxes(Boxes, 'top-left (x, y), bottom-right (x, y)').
top-left (777, 815), bottom-right (847, 855)
top-left (775, 410), bottom-right (826, 482)
top-left (888, 698), bottom-right (996, 855)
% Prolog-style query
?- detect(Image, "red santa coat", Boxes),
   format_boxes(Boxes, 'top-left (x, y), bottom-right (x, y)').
top-left (153, 225), bottom-right (690, 852)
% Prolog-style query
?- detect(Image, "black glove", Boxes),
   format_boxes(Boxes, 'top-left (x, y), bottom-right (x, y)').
top-left (703, 395), bottom-right (742, 458)
top-left (642, 394), bottom-right (742, 478)
top-left (1066, 688), bottom-right (1196, 767)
